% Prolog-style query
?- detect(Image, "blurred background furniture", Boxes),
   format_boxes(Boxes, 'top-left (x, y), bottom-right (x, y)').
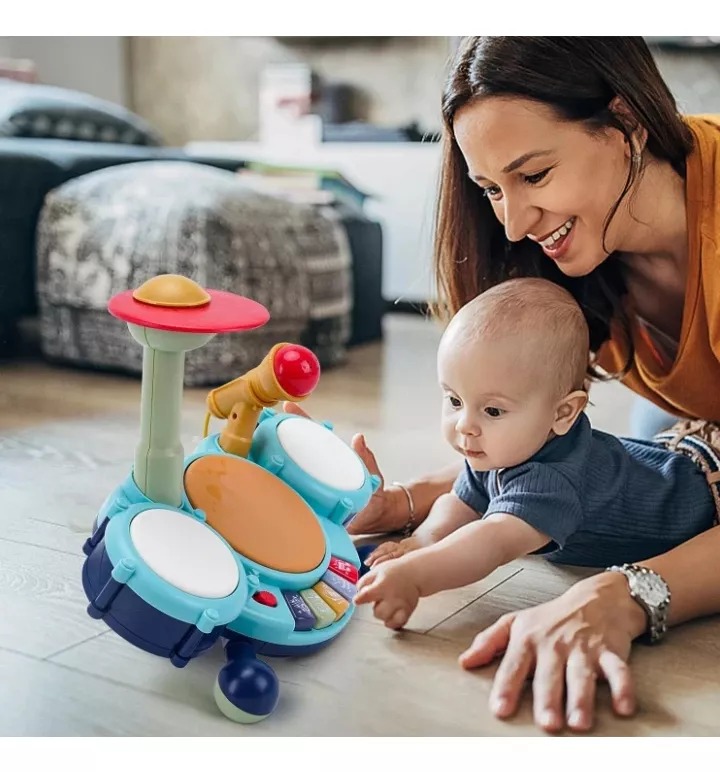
top-left (0, 77), bottom-right (384, 367)
top-left (36, 161), bottom-right (359, 385)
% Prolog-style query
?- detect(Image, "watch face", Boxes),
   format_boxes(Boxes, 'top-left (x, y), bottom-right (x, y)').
top-left (631, 572), bottom-right (668, 606)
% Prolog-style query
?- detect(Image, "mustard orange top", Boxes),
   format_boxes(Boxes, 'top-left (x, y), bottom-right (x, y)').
top-left (596, 115), bottom-right (720, 422)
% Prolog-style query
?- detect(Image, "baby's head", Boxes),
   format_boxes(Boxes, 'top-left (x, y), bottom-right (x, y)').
top-left (437, 277), bottom-right (590, 471)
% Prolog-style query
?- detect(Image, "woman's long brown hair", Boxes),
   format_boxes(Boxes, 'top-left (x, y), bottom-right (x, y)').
top-left (432, 36), bottom-right (694, 378)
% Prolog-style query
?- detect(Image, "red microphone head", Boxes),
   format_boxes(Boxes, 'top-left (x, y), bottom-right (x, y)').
top-left (273, 344), bottom-right (321, 398)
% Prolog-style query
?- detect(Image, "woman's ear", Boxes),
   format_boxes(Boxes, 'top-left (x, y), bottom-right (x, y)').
top-left (552, 389), bottom-right (589, 436)
top-left (609, 95), bottom-right (648, 157)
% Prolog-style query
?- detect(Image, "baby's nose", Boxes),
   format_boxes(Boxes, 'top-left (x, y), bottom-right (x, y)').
top-left (457, 415), bottom-right (480, 435)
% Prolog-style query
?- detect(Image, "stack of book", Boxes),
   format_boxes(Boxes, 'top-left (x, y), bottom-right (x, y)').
top-left (236, 162), bottom-right (371, 212)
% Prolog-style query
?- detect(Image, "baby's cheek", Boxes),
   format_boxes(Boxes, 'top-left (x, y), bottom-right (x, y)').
top-left (440, 417), bottom-right (456, 444)
top-left (499, 424), bottom-right (542, 465)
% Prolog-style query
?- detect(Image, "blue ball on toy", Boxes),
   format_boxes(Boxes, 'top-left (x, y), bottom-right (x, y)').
top-left (214, 641), bottom-right (279, 723)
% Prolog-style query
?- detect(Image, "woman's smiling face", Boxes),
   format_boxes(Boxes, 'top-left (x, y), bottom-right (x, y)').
top-left (453, 95), bottom-right (635, 277)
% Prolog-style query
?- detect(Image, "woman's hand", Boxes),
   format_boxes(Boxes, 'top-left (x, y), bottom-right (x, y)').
top-left (364, 536), bottom-right (421, 568)
top-left (280, 402), bottom-right (410, 535)
top-left (458, 570), bottom-right (647, 732)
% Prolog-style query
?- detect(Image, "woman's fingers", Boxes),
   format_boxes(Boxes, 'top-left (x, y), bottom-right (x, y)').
top-left (488, 637), bottom-right (534, 719)
top-left (458, 614), bottom-right (514, 670)
top-left (457, 573), bottom-right (640, 731)
top-left (281, 401), bottom-right (310, 418)
top-left (564, 647), bottom-right (598, 731)
top-left (366, 543), bottom-right (404, 567)
top-left (346, 434), bottom-right (390, 535)
top-left (367, 551), bottom-right (399, 568)
top-left (351, 433), bottom-right (383, 481)
top-left (364, 542), bottom-right (397, 563)
top-left (531, 644), bottom-right (567, 732)
top-left (598, 649), bottom-right (636, 718)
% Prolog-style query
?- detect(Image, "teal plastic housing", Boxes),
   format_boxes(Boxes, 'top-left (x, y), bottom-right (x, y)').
top-left (246, 410), bottom-right (380, 526)
top-left (186, 430), bottom-right (364, 646)
top-left (90, 409), bottom-right (370, 652)
top-left (103, 501), bottom-right (249, 629)
top-left (223, 515), bottom-right (359, 646)
top-left (95, 469), bottom-right (198, 530)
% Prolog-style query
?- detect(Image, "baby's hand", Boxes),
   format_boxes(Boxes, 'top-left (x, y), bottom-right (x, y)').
top-left (354, 559), bottom-right (421, 629)
top-left (364, 537), bottom-right (421, 568)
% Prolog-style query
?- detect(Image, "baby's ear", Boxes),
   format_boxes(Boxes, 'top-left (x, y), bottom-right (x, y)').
top-left (552, 389), bottom-right (588, 435)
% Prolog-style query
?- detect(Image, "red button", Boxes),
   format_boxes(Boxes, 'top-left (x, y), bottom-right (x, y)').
top-left (329, 556), bottom-right (359, 584)
top-left (252, 590), bottom-right (278, 607)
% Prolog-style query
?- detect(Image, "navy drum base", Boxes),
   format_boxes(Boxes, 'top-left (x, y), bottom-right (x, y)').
top-left (82, 546), bottom-right (222, 666)
top-left (225, 629), bottom-right (338, 659)
top-left (82, 501), bottom-right (249, 669)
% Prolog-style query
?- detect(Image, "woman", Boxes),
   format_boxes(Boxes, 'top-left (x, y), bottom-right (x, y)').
top-left (288, 37), bottom-right (720, 732)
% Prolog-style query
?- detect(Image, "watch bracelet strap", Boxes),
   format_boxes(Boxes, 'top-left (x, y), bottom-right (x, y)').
top-left (606, 564), bottom-right (669, 645)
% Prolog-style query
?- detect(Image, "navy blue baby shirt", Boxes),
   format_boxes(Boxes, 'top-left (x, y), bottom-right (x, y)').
top-left (453, 413), bottom-right (717, 566)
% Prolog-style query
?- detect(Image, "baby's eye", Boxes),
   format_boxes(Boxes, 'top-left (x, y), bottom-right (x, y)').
top-left (447, 395), bottom-right (462, 409)
top-left (484, 406), bottom-right (505, 418)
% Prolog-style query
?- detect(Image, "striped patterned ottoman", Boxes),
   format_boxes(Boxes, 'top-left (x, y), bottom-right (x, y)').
top-left (36, 161), bottom-right (353, 386)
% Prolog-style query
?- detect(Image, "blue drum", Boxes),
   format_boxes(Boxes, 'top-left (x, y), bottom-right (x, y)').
top-left (248, 410), bottom-right (380, 526)
top-left (82, 502), bottom-right (248, 667)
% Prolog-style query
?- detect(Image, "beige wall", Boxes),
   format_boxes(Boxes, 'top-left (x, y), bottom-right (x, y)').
top-left (126, 38), bottom-right (720, 148)
top-left (2, 36), bottom-right (128, 105)
top-left (127, 36), bottom-right (454, 145)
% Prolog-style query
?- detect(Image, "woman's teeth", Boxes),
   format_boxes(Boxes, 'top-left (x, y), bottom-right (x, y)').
top-left (541, 217), bottom-right (575, 248)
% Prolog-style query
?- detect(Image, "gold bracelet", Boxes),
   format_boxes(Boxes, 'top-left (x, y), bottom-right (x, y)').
top-left (391, 481), bottom-right (416, 537)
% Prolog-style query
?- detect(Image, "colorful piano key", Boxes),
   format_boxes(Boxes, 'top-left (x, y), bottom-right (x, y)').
top-left (321, 569), bottom-right (357, 601)
top-left (312, 581), bottom-right (350, 619)
top-left (282, 590), bottom-right (316, 631)
top-left (329, 556), bottom-right (359, 583)
top-left (299, 588), bottom-right (336, 629)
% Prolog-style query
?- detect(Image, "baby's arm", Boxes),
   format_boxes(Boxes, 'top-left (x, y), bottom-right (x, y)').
top-left (355, 514), bottom-right (551, 628)
top-left (364, 491), bottom-right (478, 567)
top-left (409, 514), bottom-right (551, 597)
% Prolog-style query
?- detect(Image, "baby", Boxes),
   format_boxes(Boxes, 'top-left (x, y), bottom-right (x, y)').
top-left (354, 278), bottom-right (720, 630)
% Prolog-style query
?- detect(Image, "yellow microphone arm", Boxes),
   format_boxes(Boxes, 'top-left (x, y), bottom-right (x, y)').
top-left (204, 342), bottom-right (321, 458)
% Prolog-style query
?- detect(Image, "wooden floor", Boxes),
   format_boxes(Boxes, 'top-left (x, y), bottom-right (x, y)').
top-left (1, 314), bottom-right (718, 736)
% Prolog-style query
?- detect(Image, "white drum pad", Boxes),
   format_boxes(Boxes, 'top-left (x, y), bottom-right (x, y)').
top-left (277, 419), bottom-right (365, 490)
top-left (130, 508), bottom-right (240, 598)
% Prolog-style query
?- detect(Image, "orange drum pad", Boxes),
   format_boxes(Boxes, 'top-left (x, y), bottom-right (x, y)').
top-left (184, 455), bottom-right (326, 574)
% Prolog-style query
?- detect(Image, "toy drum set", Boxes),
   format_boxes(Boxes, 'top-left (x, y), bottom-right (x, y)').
top-left (81, 274), bottom-right (379, 723)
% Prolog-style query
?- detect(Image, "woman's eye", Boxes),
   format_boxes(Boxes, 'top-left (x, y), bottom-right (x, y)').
top-left (484, 407), bottom-right (505, 418)
top-left (481, 185), bottom-right (503, 201)
top-left (524, 168), bottom-right (551, 185)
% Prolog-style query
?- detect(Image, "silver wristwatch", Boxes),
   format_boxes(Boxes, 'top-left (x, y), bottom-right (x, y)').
top-left (606, 564), bottom-right (671, 644)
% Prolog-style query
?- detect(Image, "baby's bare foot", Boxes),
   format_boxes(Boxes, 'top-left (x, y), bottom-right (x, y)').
top-left (365, 537), bottom-right (420, 567)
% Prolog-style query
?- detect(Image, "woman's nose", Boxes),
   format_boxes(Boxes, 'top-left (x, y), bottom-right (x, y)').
top-left (502, 194), bottom-right (542, 243)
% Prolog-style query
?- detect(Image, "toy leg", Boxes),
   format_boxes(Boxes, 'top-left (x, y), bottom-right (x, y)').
top-left (214, 639), bottom-right (279, 723)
